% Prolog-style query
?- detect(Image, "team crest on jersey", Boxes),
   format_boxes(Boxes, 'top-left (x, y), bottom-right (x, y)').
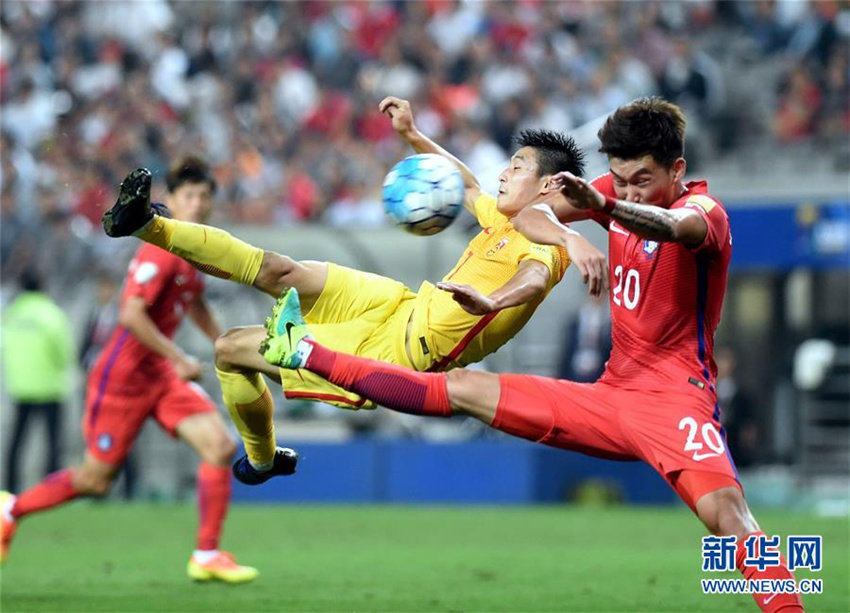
top-left (486, 238), bottom-right (509, 257)
top-left (97, 433), bottom-right (114, 452)
top-left (643, 240), bottom-right (659, 258)
top-left (133, 261), bottom-right (160, 284)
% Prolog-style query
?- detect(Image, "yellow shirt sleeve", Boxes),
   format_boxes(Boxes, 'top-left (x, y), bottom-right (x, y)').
top-left (515, 234), bottom-right (569, 284)
top-left (473, 193), bottom-right (509, 228)
top-left (468, 192), bottom-right (567, 284)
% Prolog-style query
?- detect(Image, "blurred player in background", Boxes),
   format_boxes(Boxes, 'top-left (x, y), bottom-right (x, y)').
top-left (1, 157), bottom-right (260, 584)
top-left (261, 98), bottom-right (804, 613)
top-left (79, 272), bottom-right (138, 499)
top-left (2, 269), bottom-right (74, 494)
top-left (100, 97), bottom-right (607, 487)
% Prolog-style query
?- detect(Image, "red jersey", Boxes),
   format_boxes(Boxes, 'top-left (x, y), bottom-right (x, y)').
top-left (589, 174), bottom-right (731, 395)
top-left (90, 244), bottom-right (204, 391)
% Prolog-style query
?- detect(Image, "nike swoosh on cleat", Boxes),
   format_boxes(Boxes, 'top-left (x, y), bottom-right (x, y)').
top-left (284, 321), bottom-right (296, 347)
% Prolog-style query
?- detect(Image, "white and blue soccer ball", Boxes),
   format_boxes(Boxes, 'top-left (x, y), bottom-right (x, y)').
top-left (382, 153), bottom-right (464, 236)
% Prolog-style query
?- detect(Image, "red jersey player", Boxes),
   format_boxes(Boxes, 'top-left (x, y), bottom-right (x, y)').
top-left (1, 157), bottom-right (261, 583)
top-left (260, 98), bottom-right (804, 613)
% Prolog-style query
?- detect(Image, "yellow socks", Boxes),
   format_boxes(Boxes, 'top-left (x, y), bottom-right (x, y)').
top-left (137, 217), bottom-right (264, 286)
top-left (216, 368), bottom-right (276, 468)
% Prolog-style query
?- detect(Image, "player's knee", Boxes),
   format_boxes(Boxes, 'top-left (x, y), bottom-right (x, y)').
top-left (445, 369), bottom-right (474, 402)
top-left (445, 369), bottom-right (498, 421)
top-left (214, 328), bottom-right (243, 370)
top-left (254, 252), bottom-right (296, 297)
top-left (201, 433), bottom-right (237, 466)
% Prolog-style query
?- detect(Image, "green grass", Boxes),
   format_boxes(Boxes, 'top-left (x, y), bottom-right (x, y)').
top-left (1, 503), bottom-right (847, 612)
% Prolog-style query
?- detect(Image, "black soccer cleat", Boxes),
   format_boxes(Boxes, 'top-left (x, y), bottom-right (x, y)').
top-left (232, 447), bottom-right (299, 486)
top-left (102, 168), bottom-right (171, 237)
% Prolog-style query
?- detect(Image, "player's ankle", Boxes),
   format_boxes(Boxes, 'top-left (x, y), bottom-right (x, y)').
top-left (192, 549), bottom-right (220, 563)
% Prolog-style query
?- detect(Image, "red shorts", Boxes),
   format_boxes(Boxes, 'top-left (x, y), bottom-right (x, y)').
top-left (492, 375), bottom-right (741, 510)
top-left (83, 374), bottom-right (216, 464)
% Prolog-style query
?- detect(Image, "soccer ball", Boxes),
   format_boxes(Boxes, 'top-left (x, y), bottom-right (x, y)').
top-left (382, 153), bottom-right (464, 236)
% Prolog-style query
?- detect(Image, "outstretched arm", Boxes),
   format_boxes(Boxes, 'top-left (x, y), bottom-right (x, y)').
top-left (380, 96), bottom-right (481, 215)
top-left (550, 172), bottom-right (707, 246)
top-left (119, 296), bottom-right (203, 381)
top-left (436, 259), bottom-right (550, 316)
top-left (512, 205), bottom-right (608, 296)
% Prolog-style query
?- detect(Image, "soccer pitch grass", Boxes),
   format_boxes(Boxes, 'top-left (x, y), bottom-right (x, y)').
top-left (1, 504), bottom-right (847, 613)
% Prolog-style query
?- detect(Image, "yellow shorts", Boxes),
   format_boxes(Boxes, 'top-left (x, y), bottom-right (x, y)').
top-left (280, 263), bottom-right (417, 409)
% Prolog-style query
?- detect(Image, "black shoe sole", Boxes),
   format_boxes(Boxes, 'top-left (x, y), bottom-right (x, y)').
top-left (102, 168), bottom-right (152, 237)
top-left (274, 447), bottom-right (299, 476)
top-left (232, 448), bottom-right (299, 486)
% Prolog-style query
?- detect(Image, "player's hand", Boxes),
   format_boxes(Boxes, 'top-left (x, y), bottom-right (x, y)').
top-left (174, 355), bottom-right (203, 381)
top-left (550, 172), bottom-right (605, 211)
top-left (379, 96), bottom-right (416, 138)
top-left (563, 233), bottom-right (609, 297)
top-left (436, 282), bottom-right (499, 315)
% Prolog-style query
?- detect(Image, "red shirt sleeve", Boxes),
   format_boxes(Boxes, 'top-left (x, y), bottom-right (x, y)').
top-left (678, 194), bottom-right (730, 254)
top-left (123, 244), bottom-right (175, 306)
top-left (587, 173), bottom-right (614, 229)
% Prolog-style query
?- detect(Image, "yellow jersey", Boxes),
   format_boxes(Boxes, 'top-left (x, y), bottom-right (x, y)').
top-left (408, 193), bottom-right (569, 370)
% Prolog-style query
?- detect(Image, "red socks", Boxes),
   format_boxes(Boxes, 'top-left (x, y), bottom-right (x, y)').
top-left (736, 531), bottom-right (804, 612)
top-left (11, 463), bottom-right (231, 553)
top-left (11, 469), bottom-right (80, 519)
top-left (195, 463), bottom-right (231, 551)
top-left (305, 340), bottom-right (452, 417)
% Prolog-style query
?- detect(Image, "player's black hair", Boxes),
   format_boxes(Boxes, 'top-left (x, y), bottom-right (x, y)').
top-left (597, 97), bottom-right (686, 168)
top-left (165, 155), bottom-right (217, 194)
top-left (515, 129), bottom-right (586, 178)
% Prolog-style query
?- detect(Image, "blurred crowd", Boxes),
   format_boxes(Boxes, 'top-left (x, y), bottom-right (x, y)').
top-left (1, 0), bottom-right (848, 285)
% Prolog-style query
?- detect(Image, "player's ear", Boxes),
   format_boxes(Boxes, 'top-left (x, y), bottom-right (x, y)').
top-left (670, 158), bottom-right (686, 183)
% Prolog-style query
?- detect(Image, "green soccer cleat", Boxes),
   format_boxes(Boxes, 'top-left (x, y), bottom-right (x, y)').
top-left (186, 551), bottom-right (258, 584)
top-left (259, 288), bottom-right (313, 369)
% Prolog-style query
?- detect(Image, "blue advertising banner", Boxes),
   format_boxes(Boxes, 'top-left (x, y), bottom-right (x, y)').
top-left (728, 202), bottom-right (850, 270)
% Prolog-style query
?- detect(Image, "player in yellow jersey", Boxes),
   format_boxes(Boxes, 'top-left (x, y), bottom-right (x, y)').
top-left (102, 96), bottom-right (607, 485)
